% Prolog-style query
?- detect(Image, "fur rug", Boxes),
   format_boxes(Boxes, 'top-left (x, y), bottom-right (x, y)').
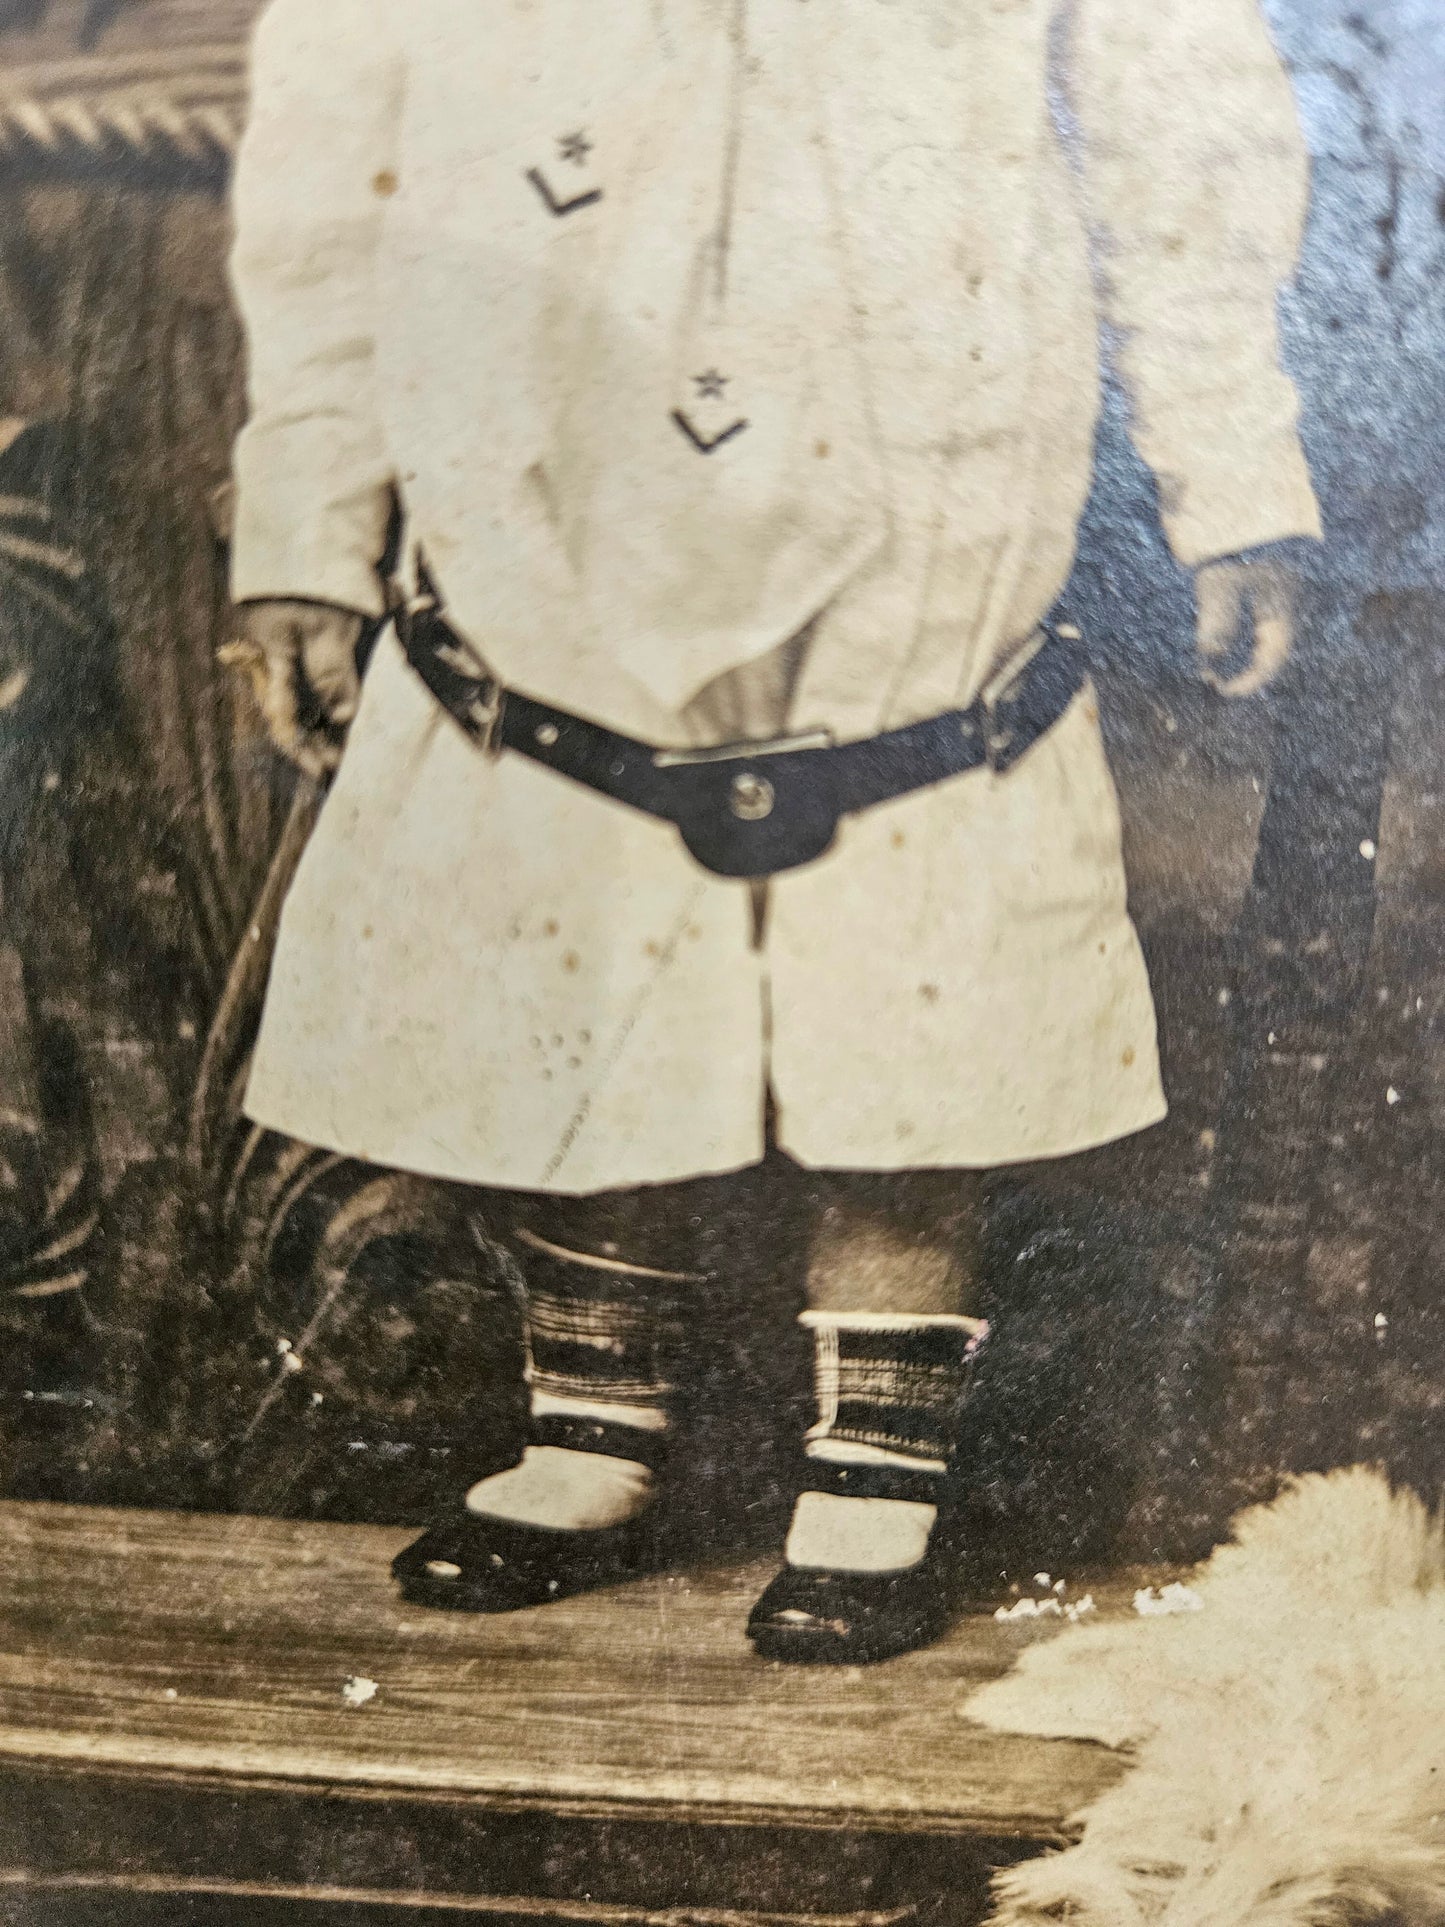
top-left (965, 1468), bottom-right (1445, 1927)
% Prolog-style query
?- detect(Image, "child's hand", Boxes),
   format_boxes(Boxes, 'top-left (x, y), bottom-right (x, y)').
top-left (1194, 554), bottom-right (1300, 699)
top-left (221, 600), bottom-right (365, 779)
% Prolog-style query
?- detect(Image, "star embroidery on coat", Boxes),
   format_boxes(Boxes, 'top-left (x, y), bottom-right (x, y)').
top-left (693, 369), bottom-right (730, 401)
top-left (557, 130), bottom-right (593, 167)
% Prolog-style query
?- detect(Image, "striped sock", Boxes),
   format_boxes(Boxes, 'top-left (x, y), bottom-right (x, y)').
top-left (464, 1229), bottom-right (701, 1532)
top-left (785, 1311), bottom-right (987, 1573)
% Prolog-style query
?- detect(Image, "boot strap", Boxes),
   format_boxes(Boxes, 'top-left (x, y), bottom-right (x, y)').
top-left (800, 1455), bottom-right (945, 1507)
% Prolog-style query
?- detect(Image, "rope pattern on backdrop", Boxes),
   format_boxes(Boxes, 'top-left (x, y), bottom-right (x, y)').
top-left (0, 95), bottom-right (239, 187)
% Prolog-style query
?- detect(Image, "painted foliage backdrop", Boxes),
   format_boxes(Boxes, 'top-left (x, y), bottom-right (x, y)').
top-left (0, 0), bottom-right (1444, 1572)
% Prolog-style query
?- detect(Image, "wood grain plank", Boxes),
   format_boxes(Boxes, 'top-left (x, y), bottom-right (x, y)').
top-left (0, 1869), bottom-right (927, 1922)
top-left (0, 1503), bottom-right (1132, 1836)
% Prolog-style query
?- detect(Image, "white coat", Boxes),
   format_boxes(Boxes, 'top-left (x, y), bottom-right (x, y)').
top-left (229, 0), bottom-right (1322, 1195)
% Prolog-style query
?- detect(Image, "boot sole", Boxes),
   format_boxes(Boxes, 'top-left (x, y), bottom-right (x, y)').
top-left (747, 1604), bottom-right (953, 1666)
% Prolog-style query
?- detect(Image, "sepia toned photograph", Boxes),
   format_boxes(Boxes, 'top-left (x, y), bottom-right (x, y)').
top-left (0, 0), bottom-right (1444, 1920)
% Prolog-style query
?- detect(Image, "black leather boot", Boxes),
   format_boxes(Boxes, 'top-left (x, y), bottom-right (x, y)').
top-left (748, 1311), bottom-right (986, 1664)
top-left (393, 1227), bottom-right (701, 1612)
top-left (392, 1409), bottom-right (681, 1611)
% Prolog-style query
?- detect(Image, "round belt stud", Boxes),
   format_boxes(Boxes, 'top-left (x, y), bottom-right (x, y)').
top-left (729, 771), bottom-right (775, 821)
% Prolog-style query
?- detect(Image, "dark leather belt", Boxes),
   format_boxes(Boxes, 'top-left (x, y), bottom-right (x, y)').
top-left (394, 590), bottom-right (1088, 879)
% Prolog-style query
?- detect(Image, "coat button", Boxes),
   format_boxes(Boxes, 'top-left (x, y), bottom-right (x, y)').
top-left (729, 772), bottom-right (775, 821)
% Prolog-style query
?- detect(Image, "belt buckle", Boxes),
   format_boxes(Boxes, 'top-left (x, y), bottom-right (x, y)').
top-left (980, 622), bottom-right (1080, 774)
top-left (653, 727), bottom-right (836, 832)
top-left (978, 675), bottom-right (1027, 774)
top-left (429, 640), bottom-right (504, 755)
top-left (398, 585), bottom-right (505, 755)
top-left (461, 675), bottom-right (505, 756)
top-left (983, 703), bottom-right (1023, 774)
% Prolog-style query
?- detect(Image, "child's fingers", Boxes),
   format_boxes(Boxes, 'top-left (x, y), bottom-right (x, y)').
top-left (1212, 608), bottom-right (1293, 699)
top-left (257, 643), bottom-right (333, 780)
top-left (301, 625), bottom-right (362, 726)
top-left (1195, 564), bottom-right (1248, 669)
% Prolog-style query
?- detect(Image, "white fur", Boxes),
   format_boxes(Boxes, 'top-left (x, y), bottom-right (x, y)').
top-left (965, 1468), bottom-right (1445, 1927)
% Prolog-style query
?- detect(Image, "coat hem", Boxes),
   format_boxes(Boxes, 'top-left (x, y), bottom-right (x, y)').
top-left (240, 1091), bottom-right (1169, 1193)
top-left (772, 1092), bottom-right (1170, 1176)
top-left (239, 1094), bottom-right (771, 1198)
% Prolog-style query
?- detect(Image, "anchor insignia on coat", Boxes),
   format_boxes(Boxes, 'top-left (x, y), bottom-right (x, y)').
top-left (525, 131), bottom-right (602, 217)
top-left (672, 370), bottom-right (749, 453)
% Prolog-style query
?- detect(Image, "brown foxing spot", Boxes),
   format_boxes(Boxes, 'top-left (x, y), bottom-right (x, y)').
top-left (543, 918), bottom-right (560, 937)
top-left (644, 939), bottom-right (662, 959)
top-left (891, 829), bottom-right (906, 849)
top-left (919, 983), bottom-right (940, 1004)
top-left (1122, 1046), bottom-right (1136, 1067)
top-left (815, 440), bottom-right (831, 459)
top-left (373, 170), bottom-right (398, 197)
top-left (562, 950), bottom-right (580, 974)
top-left (362, 924), bottom-right (374, 940)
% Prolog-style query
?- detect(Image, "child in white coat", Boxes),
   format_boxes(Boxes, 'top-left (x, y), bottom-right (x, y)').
top-left (227, 0), bottom-right (1320, 1659)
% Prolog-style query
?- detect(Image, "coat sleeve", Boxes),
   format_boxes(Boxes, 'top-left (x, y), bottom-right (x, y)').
top-left (228, 0), bottom-right (403, 615)
top-left (1065, 0), bottom-right (1323, 568)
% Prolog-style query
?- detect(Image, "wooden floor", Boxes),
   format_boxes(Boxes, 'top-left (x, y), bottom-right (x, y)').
top-left (0, 1502), bottom-right (1140, 1922)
